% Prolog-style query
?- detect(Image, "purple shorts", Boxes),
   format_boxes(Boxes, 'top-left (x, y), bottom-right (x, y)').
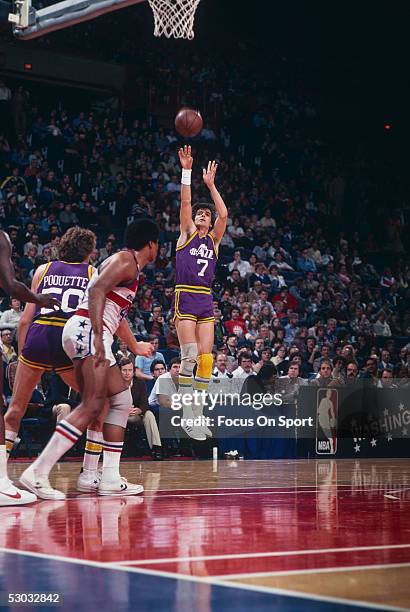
top-left (172, 290), bottom-right (214, 323)
top-left (19, 322), bottom-right (73, 372)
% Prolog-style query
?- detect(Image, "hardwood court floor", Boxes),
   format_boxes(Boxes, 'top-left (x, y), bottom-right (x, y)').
top-left (4, 458), bottom-right (410, 611)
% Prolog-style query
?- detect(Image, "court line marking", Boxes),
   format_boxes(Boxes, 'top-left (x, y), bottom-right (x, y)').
top-left (141, 487), bottom-right (404, 498)
top-left (211, 560), bottom-right (410, 580)
top-left (62, 486), bottom-right (409, 501)
top-left (0, 546), bottom-right (405, 612)
top-left (114, 543), bottom-right (410, 566)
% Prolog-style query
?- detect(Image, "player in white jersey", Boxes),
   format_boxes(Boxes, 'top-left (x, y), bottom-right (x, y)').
top-left (20, 219), bottom-right (159, 500)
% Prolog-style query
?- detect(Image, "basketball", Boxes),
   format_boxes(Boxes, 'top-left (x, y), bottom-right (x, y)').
top-left (175, 107), bottom-right (203, 138)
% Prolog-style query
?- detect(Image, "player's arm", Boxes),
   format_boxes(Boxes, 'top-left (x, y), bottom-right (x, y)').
top-left (116, 318), bottom-right (153, 357)
top-left (177, 145), bottom-right (196, 246)
top-left (204, 161), bottom-right (228, 245)
top-left (88, 252), bottom-right (137, 365)
top-left (0, 232), bottom-right (58, 309)
top-left (17, 264), bottom-right (46, 354)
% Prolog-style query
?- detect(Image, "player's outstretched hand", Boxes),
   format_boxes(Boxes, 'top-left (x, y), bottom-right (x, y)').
top-left (203, 160), bottom-right (218, 189)
top-left (178, 145), bottom-right (193, 170)
top-left (136, 341), bottom-right (155, 358)
top-left (93, 335), bottom-right (107, 367)
top-left (37, 294), bottom-right (60, 310)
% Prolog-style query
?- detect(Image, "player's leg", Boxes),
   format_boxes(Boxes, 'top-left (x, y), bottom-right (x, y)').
top-left (195, 320), bottom-right (214, 392)
top-left (59, 366), bottom-right (105, 491)
top-left (194, 320), bottom-right (214, 437)
top-left (174, 317), bottom-right (206, 441)
top-left (175, 317), bottom-right (197, 394)
top-left (20, 355), bottom-right (109, 500)
top-left (0, 410), bottom-right (37, 505)
top-left (4, 362), bottom-right (44, 456)
top-left (98, 365), bottom-right (144, 495)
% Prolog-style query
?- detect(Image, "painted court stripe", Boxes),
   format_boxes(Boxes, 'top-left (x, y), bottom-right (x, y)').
top-left (115, 543), bottom-right (410, 566)
top-left (0, 547), bottom-right (404, 612)
top-left (212, 577), bottom-right (409, 612)
top-left (141, 486), bottom-right (404, 499)
top-left (212, 560), bottom-right (410, 580)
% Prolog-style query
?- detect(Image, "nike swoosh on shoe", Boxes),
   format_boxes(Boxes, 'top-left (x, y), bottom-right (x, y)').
top-left (0, 491), bottom-right (22, 500)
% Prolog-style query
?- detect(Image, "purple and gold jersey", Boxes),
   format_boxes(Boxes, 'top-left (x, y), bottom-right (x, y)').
top-left (175, 230), bottom-right (218, 293)
top-left (20, 260), bottom-right (93, 372)
top-left (172, 231), bottom-right (217, 323)
top-left (33, 261), bottom-right (93, 325)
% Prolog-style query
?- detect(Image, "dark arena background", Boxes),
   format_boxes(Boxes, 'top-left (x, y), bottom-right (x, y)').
top-left (0, 1), bottom-right (409, 610)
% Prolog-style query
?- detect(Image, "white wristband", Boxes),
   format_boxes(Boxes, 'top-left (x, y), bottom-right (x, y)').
top-left (181, 169), bottom-right (192, 186)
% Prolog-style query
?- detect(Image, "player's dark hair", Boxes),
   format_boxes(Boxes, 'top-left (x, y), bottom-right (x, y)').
top-left (124, 219), bottom-right (159, 250)
top-left (192, 202), bottom-right (216, 227)
top-left (58, 227), bottom-right (96, 262)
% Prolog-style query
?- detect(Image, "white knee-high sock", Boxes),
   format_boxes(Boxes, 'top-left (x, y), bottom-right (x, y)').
top-left (31, 420), bottom-right (82, 478)
top-left (101, 440), bottom-right (123, 482)
top-left (5, 430), bottom-right (17, 458)
top-left (82, 429), bottom-right (103, 474)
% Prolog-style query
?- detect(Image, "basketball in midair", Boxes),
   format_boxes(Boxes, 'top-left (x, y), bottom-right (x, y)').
top-left (175, 108), bottom-right (203, 138)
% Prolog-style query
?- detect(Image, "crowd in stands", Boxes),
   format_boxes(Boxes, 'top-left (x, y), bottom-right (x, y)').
top-left (0, 37), bottom-right (409, 457)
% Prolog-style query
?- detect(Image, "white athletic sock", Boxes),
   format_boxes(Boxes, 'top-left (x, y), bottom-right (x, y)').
top-left (5, 430), bottom-right (17, 457)
top-left (83, 429), bottom-right (103, 474)
top-left (31, 420), bottom-right (82, 478)
top-left (0, 445), bottom-right (7, 480)
top-left (101, 440), bottom-right (123, 482)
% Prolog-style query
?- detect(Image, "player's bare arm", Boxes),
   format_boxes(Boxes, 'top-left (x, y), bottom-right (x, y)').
top-left (0, 231), bottom-right (59, 309)
top-left (204, 161), bottom-right (228, 247)
top-left (177, 145), bottom-right (196, 247)
top-left (116, 318), bottom-right (153, 358)
top-left (88, 251), bottom-right (137, 365)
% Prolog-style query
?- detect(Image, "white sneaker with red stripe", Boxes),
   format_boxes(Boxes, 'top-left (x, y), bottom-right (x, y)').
top-left (0, 477), bottom-right (37, 506)
top-left (98, 477), bottom-right (144, 496)
top-left (20, 466), bottom-right (66, 500)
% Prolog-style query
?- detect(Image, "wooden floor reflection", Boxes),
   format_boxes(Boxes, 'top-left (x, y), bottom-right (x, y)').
top-left (6, 458), bottom-right (410, 611)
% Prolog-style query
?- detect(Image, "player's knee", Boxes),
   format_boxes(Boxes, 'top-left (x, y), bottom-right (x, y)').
top-left (197, 353), bottom-right (213, 379)
top-left (85, 396), bottom-right (106, 421)
top-left (180, 342), bottom-right (198, 376)
top-left (104, 388), bottom-right (133, 429)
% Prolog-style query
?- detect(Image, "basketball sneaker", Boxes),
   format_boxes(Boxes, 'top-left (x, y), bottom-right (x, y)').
top-left (19, 466), bottom-right (65, 500)
top-left (192, 403), bottom-right (212, 438)
top-left (181, 405), bottom-right (206, 441)
top-left (77, 469), bottom-right (102, 493)
top-left (0, 477), bottom-right (37, 506)
top-left (98, 477), bottom-right (144, 496)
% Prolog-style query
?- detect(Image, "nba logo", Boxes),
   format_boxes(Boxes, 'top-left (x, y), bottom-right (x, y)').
top-left (316, 388), bottom-right (338, 455)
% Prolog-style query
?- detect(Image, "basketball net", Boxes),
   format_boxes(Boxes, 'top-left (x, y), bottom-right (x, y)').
top-left (147, 0), bottom-right (200, 40)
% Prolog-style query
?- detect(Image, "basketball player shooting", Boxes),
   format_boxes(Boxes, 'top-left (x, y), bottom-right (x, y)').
top-left (0, 229), bottom-right (59, 505)
top-left (172, 145), bottom-right (228, 440)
